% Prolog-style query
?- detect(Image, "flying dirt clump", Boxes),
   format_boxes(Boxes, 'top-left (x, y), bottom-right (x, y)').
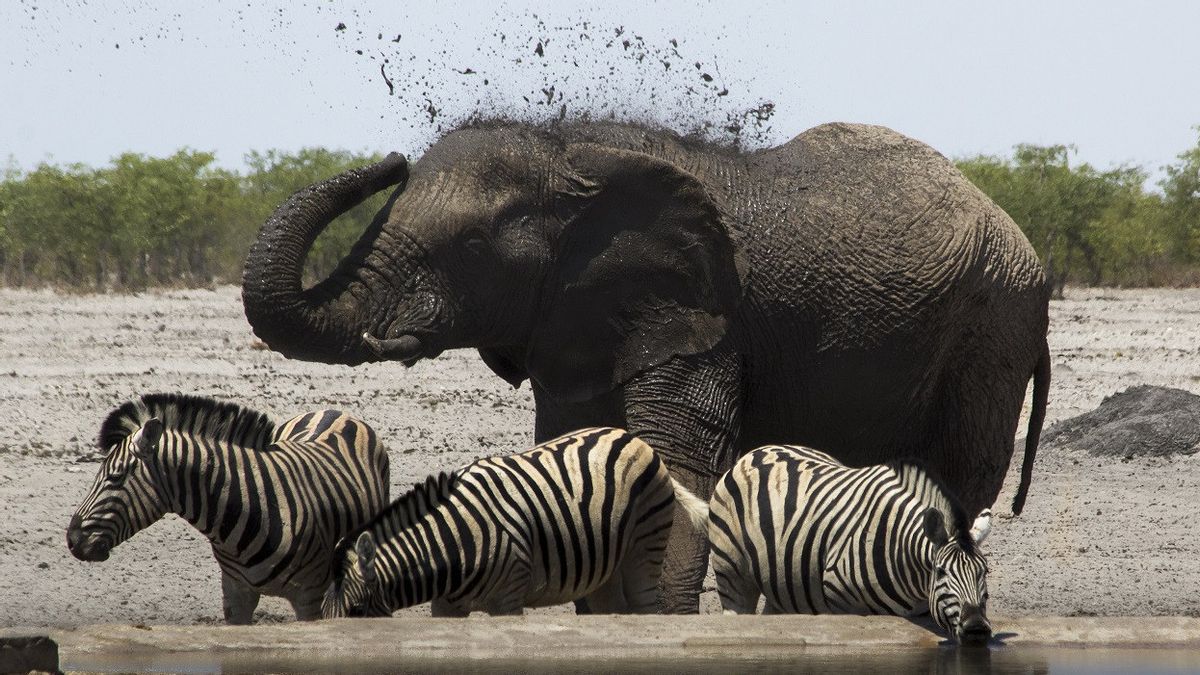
top-left (1041, 385), bottom-right (1200, 459)
top-left (328, 9), bottom-right (780, 151)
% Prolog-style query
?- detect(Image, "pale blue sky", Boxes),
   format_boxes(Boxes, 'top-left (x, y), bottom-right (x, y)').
top-left (3, 1), bottom-right (1198, 182)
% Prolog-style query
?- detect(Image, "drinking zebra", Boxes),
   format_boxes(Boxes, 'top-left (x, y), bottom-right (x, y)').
top-left (321, 426), bottom-right (709, 618)
top-left (67, 393), bottom-right (390, 623)
top-left (708, 445), bottom-right (993, 644)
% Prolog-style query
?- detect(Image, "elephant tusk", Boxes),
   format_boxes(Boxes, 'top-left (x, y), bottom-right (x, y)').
top-left (362, 332), bottom-right (424, 364)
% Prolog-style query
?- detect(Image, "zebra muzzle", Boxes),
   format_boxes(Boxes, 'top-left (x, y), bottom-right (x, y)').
top-left (957, 609), bottom-right (992, 645)
top-left (66, 517), bottom-right (111, 562)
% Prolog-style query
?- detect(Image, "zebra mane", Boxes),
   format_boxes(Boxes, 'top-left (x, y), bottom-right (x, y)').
top-left (887, 459), bottom-right (979, 553)
top-left (97, 393), bottom-right (276, 452)
top-left (337, 471), bottom-right (460, 556)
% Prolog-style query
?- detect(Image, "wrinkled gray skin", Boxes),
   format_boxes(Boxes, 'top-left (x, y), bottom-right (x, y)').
top-left (242, 121), bottom-right (1050, 613)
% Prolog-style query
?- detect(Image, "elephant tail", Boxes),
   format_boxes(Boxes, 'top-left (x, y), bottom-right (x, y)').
top-left (1011, 339), bottom-right (1051, 516)
top-left (670, 479), bottom-right (711, 532)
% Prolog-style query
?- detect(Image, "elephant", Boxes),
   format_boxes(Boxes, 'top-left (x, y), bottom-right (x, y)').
top-left (241, 121), bottom-right (1050, 613)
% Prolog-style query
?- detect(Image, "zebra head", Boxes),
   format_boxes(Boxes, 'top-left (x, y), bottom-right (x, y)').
top-left (67, 418), bottom-right (168, 562)
top-left (323, 531), bottom-right (391, 618)
top-left (923, 506), bottom-right (992, 645)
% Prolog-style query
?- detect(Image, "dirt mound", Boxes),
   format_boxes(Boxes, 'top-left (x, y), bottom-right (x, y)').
top-left (1042, 385), bottom-right (1200, 458)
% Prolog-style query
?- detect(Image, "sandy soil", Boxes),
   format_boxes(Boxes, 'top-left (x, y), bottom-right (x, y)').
top-left (1, 286), bottom-right (1198, 627)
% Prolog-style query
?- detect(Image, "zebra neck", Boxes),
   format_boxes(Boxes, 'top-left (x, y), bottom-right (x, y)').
top-left (155, 435), bottom-right (273, 551)
top-left (896, 506), bottom-right (939, 611)
top-left (374, 504), bottom-right (475, 611)
top-left (851, 499), bottom-right (937, 614)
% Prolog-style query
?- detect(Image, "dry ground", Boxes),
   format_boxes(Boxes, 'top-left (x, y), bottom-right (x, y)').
top-left (0, 286), bottom-right (1198, 627)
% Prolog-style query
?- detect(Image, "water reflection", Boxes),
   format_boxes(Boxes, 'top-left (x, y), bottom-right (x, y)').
top-left (68, 646), bottom-right (1200, 674)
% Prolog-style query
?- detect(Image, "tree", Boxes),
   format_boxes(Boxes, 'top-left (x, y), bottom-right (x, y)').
top-left (1160, 126), bottom-right (1200, 266)
top-left (958, 145), bottom-right (1166, 292)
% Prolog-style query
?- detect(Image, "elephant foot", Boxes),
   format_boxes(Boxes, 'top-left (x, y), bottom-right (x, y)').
top-left (655, 466), bottom-right (717, 614)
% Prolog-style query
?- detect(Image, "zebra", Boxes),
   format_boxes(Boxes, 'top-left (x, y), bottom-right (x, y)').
top-left (66, 393), bottom-right (390, 623)
top-left (708, 445), bottom-right (994, 644)
top-left (321, 426), bottom-right (709, 618)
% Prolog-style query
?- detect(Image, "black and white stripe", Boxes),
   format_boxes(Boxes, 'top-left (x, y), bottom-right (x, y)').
top-left (708, 445), bottom-right (993, 643)
top-left (67, 393), bottom-right (390, 623)
top-left (322, 427), bottom-right (709, 618)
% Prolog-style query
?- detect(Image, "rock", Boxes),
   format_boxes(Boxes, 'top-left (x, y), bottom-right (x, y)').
top-left (1042, 385), bottom-right (1200, 458)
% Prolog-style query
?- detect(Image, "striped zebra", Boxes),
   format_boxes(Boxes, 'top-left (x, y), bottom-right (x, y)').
top-left (66, 393), bottom-right (390, 623)
top-left (321, 427), bottom-right (709, 618)
top-left (708, 445), bottom-right (993, 644)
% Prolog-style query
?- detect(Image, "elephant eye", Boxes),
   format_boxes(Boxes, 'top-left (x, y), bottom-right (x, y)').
top-left (464, 235), bottom-right (489, 255)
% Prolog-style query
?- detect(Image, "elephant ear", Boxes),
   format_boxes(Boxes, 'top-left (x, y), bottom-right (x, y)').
top-left (527, 143), bottom-right (745, 402)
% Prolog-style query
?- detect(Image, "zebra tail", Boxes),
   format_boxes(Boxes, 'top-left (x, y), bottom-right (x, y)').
top-left (1011, 338), bottom-right (1050, 516)
top-left (670, 479), bottom-right (710, 532)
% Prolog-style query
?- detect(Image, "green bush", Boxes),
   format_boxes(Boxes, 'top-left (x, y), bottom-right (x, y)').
top-left (0, 148), bottom-right (386, 290)
top-left (957, 133), bottom-right (1200, 291)
top-left (2, 133), bottom-right (1199, 291)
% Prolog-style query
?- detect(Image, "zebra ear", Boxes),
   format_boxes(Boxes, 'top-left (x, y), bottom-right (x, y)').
top-left (354, 531), bottom-right (377, 582)
top-left (922, 507), bottom-right (949, 548)
top-left (970, 508), bottom-right (993, 545)
top-left (131, 418), bottom-right (163, 459)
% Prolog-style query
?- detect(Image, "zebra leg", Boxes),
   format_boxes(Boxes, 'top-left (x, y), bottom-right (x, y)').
top-left (711, 543), bottom-right (759, 614)
top-left (220, 571), bottom-right (261, 625)
top-left (761, 601), bottom-right (788, 615)
top-left (431, 598), bottom-right (471, 617)
top-left (615, 556), bottom-right (666, 614)
top-left (577, 517), bottom-right (670, 616)
top-left (709, 477), bottom-right (761, 615)
top-left (614, 487), bottom-right (676, 614)
top-left (622, 346), bottom-right (743, 614)
top-left (287, 592), bottom-right (324, 621)
top-left (480, 551), bottom-right (533, 616)
top-left (480, 583), bottom-right (528, 616)
top-left (577, 572), bottom-right (630, 614)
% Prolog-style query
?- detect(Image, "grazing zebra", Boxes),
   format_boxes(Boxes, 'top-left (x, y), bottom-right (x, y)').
top-left (66, 393), bottom-right (390, 623)
top-left (708, 445), bottom-right (993, 644)
top-left (322, 427), bottom-right (709, 618)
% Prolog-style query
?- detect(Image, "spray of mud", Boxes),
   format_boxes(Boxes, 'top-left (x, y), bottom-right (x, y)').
top-left (325, 7), bottom-right (780, 151)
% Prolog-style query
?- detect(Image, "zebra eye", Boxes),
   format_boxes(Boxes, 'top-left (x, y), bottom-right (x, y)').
top-left (936, 566), bottom-right (947, 578)
top-left (982, 592), bottom-right (990, 601)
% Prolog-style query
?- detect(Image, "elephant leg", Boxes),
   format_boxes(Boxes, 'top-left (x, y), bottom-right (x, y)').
top-left (653, 467), bottom-right (720, 614)
top-left (927, 348), bottom-right (1032, 516)
top-left (532, 383), bottom-right (624, 443)
top-left (622, 346), bottom-right (743, 614)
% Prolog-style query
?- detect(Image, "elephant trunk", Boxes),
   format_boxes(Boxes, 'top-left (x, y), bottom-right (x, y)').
top-left (241, 153), bottom-right (409, 365)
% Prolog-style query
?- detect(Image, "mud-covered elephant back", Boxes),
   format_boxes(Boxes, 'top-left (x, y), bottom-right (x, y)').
top-left (763, 122), bottom-right (1046, 351)
top-left (525, 143), bottom-right (746, 402)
